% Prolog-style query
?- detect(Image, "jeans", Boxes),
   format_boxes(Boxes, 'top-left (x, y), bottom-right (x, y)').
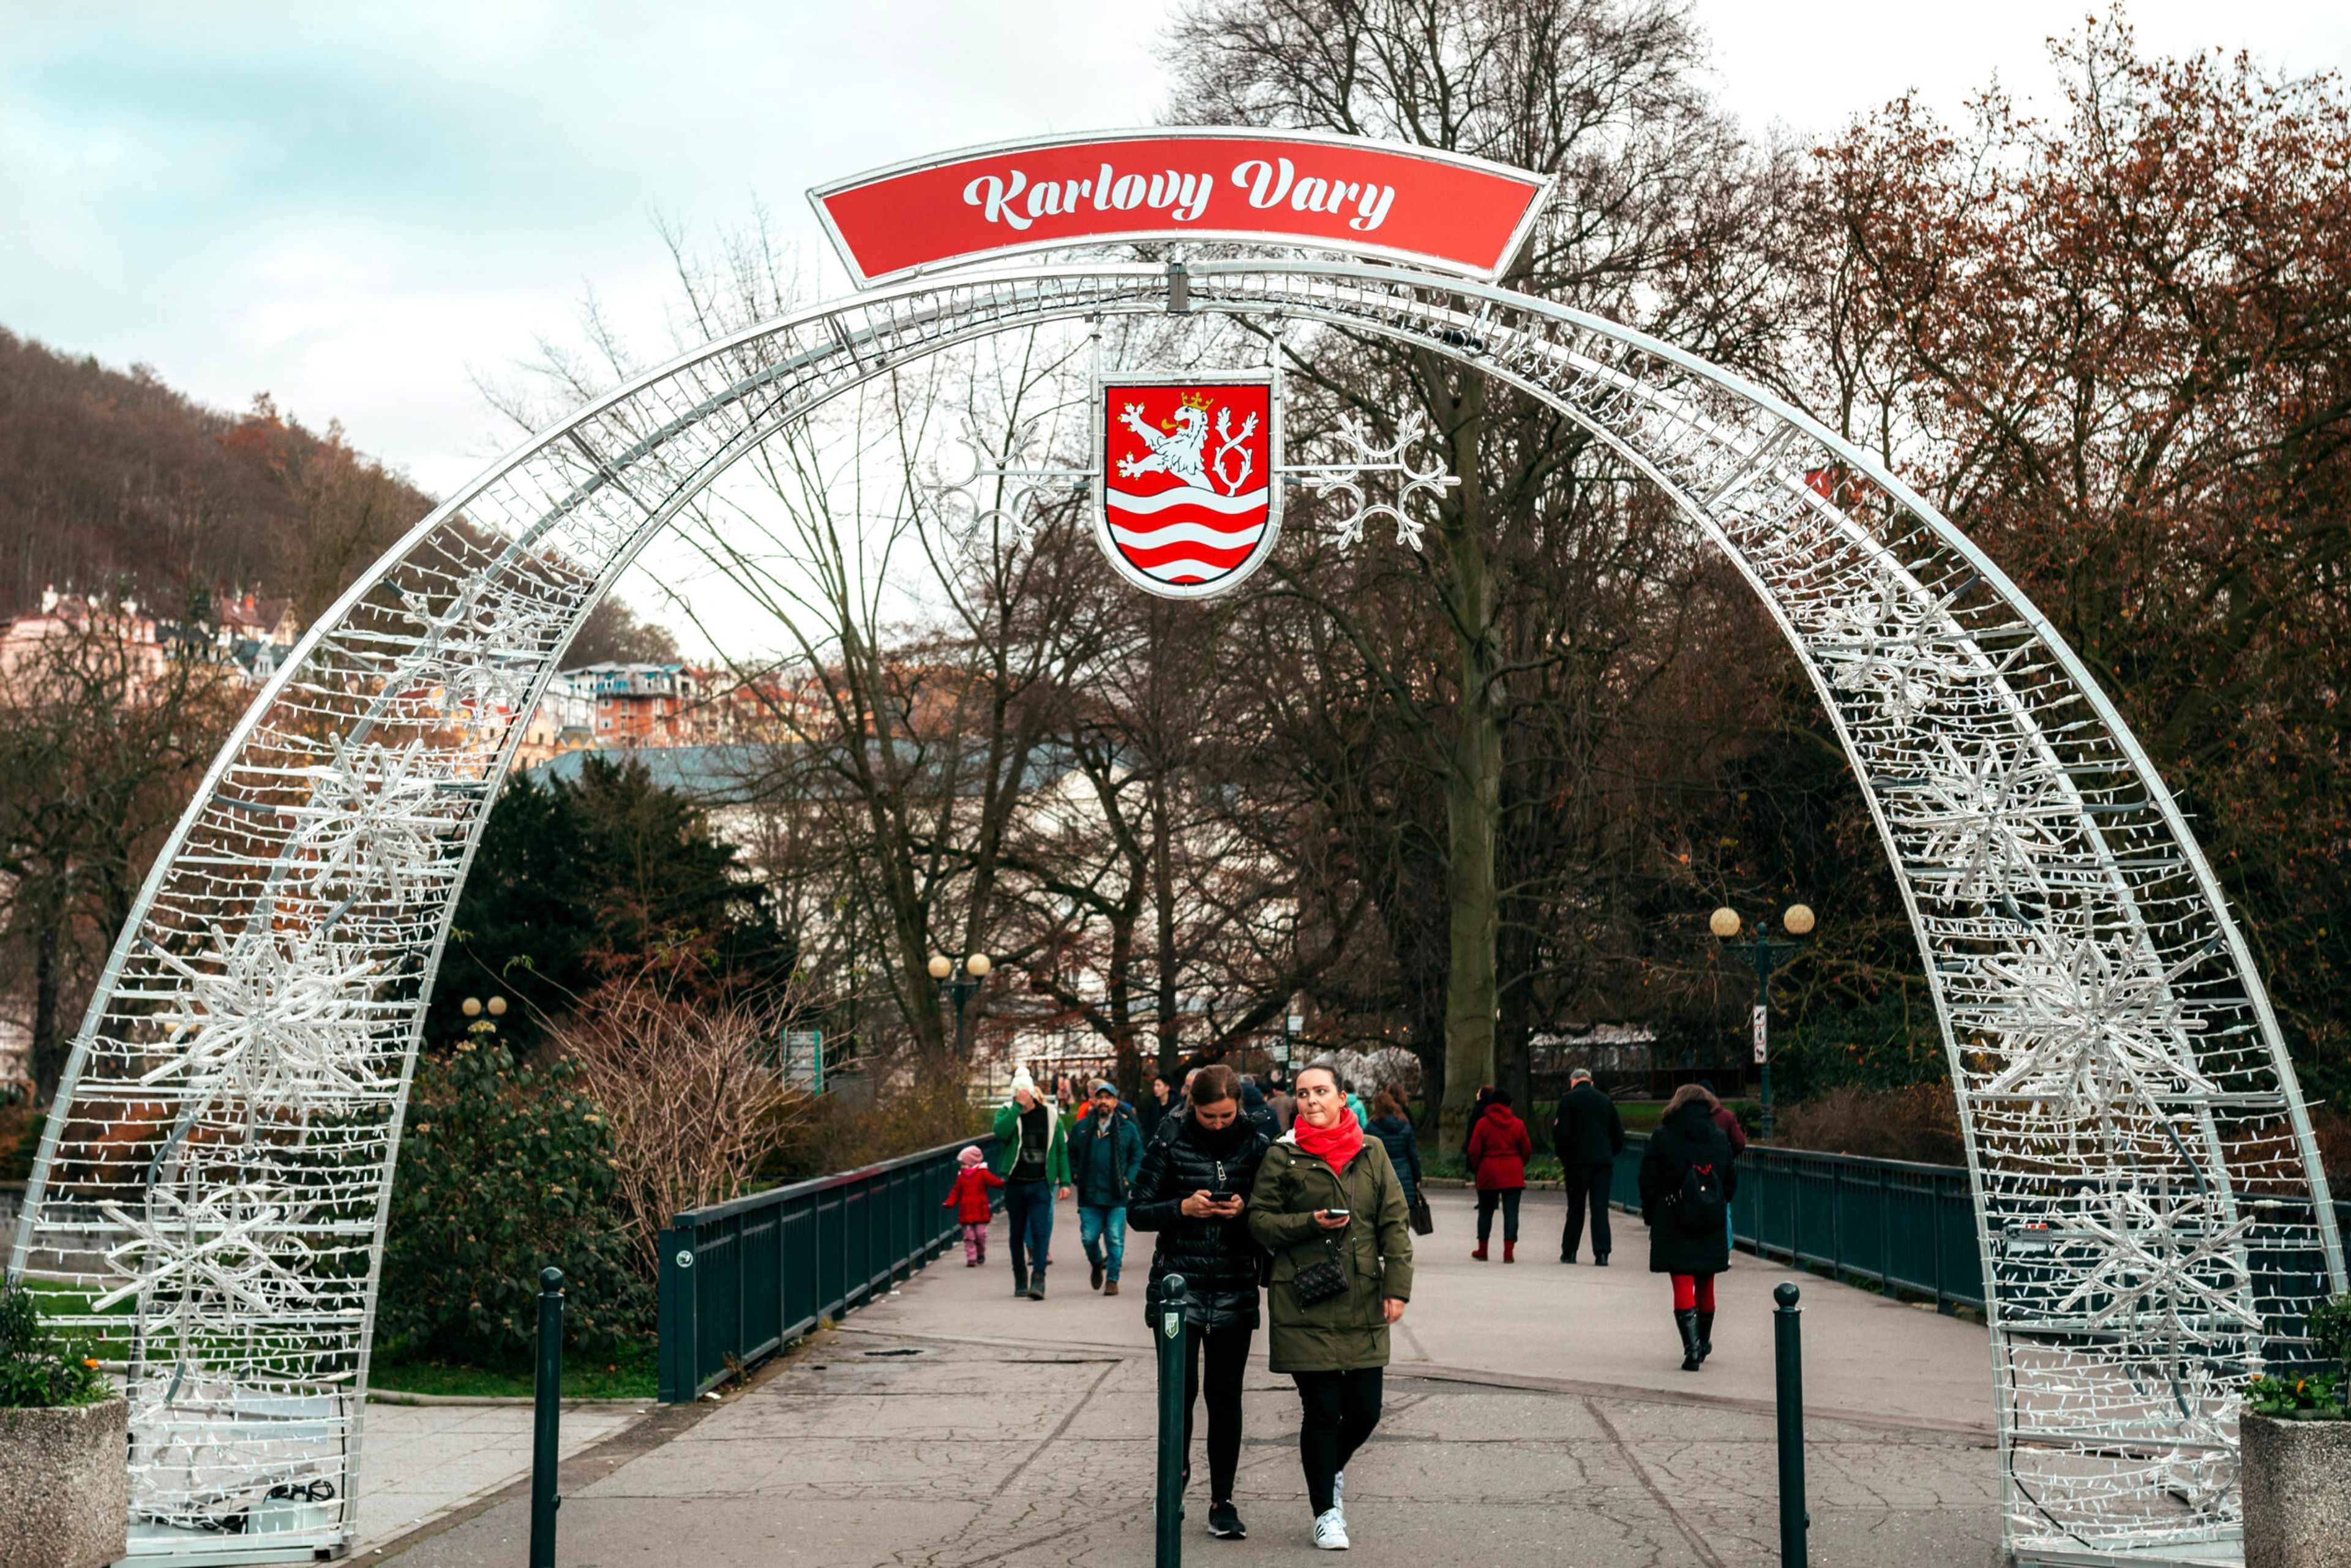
top-left (1183, 1321), bottom-right (1253, 1501)
top-left (1292, 1367), bottom-right (1382, 1516)
top-left (1004, 1180), bottom-right (1054, 1288)
top-left (1475, 1187), bottom-right (1521, 1244)
top-left (1562, 1162), bottom-right (1613, 1259)
top-left (1078, 1202), bottom-right (1127, 1283)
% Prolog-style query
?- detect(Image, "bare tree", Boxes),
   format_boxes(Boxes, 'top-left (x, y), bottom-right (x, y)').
top-left (0, 588), bottom-right (238, 1095)
top-left (1169, 0), bottom-right (1807, 1142)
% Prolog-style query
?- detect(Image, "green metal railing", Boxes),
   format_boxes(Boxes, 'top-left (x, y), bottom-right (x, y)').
top-left (657, 1135), bottom-right (995, 1402)
top-left (1611, 1134), bottom-right (1983, 1310)
top-left (1611, 1135), bottom-right (2351, 1331)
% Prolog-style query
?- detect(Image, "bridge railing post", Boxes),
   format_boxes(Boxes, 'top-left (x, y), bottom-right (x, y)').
top-left (530, 1266), bottom-right (565, 1568)
top-left (1153, 1274), bottom-right (1189, 1568)
top-left (1774, 1281), bottom-right (1809, 1567)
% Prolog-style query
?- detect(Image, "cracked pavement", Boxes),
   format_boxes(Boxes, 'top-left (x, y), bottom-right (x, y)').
top-left (375, 1189), bottom-right (2000, 1566)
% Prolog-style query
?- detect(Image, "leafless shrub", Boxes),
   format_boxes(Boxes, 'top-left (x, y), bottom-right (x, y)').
top-left (552, 984), bottom-right (812, 1273)
top-left (1766, 1084), bottom-right (1965, 1167)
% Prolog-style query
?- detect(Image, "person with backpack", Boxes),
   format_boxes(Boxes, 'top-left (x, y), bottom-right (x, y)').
top-left (1638, 1084), bottom-right (1741, 1371)
top-left (1551, 1068), bottom-right (1624, 1264)
top-left (1464, 1089), bottom-right (1532, 1262)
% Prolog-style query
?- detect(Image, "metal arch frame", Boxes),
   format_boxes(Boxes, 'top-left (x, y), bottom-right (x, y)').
top-left (9, 256), bottom-right (2340, 1566)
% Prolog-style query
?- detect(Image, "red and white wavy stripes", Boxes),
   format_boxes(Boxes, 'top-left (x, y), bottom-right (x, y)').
top-left (1106, 484), bottom-right (1269, 583)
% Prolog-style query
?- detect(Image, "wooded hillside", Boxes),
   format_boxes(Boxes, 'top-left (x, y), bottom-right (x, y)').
top-left (0, 328), bottom-right (431, 622)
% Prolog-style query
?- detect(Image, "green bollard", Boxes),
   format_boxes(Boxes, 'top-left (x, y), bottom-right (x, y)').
top-left (1155, 1274), bottom-right (1189, 1568)
top-left (1774, 1281), bottom-right (1809, 1567)
top-left (530, 1266), bottom-right (565, 1568)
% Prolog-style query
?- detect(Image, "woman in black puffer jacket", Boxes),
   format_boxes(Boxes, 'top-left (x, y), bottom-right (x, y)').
top-left (1130, 1062), bottom-right (1272, 1540)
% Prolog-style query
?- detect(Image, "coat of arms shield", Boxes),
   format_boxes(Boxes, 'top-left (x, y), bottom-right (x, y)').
top-left (1095, 372), bottom-right (1281, 600)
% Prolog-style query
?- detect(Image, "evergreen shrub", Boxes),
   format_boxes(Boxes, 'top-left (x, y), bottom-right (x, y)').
top-left (376, 1035), bottom-right (649, 1368)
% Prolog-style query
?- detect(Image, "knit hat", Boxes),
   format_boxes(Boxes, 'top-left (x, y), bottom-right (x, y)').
top-left (1010, 1068), bottom-right (1038, 1099)
top-left (957, 1145), bottom-right (985, 1167)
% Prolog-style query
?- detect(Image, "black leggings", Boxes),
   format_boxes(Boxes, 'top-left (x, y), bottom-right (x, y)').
top-left (1476, 1187), bottom-right (1521, 1244)
top-left (1292, 1367), bottom-right (1382, 1515)
top-left (1182, 1322), bottom-right (1253, 1502)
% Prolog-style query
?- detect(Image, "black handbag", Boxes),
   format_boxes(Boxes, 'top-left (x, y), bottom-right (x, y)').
top-left (1408, 1194), bottom-right (1434, 1236)
top-left (1291, 1239), bottom-right (1350, 1306)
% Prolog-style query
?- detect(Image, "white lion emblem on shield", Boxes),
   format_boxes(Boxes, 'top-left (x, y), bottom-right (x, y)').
top-left (1117, 397), bottom-right (1260, 495)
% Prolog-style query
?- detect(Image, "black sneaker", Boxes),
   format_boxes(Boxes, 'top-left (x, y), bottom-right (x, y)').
top-left (1208, 1500), bottom-right (1246, 1539)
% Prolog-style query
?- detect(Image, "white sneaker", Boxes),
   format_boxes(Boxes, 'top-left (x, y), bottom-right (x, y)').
top-left (1313, 1508), bottom-right (1351, 1550)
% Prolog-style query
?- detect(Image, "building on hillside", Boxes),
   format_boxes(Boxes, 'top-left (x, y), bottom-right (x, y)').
top-left (214, 590), bottom-right (301, 648)
top-left (0, 588), bottom-right (170, 699)
top-left (558, 663), bottom-right (704, 748)
top-left (514, 678), bottom-right (598, 766)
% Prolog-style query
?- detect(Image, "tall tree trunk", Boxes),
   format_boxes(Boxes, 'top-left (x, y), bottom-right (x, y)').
top-left (1441, 682), bottom-right (1499, 1153)
top-left (31, 909), bottom-right (64, 1102)
top-left (1433, 362), bottom-right (1501, 1156)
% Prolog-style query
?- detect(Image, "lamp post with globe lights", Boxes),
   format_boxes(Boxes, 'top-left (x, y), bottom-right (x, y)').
top-left (929, 951), bottom-right (991, 1057)
top-left (1708, 906), bottom-right (1812, 1138)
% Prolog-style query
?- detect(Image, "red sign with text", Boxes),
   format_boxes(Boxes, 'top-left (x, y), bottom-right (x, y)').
top-left (812, 130), bottom-right (1551, 285)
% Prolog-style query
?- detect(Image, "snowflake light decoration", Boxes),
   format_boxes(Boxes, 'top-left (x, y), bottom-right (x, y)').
top-left (1970, 932), bottom-right (2214, 1107)
top-left (140, 929), bottom-right (389, 1111)
top-left (2041, 1186), bottom-right (2260, 1337)
top-left (1889, 734), bottom-right (2072, 910)
top-left (282, 736), bottom-right (456, 910)
top-left (93, 1180), bottom-right (324, 1328)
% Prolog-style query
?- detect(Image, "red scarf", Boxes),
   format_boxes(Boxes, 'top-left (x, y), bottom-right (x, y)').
top-left (1292, 1103), bottom-right (1365, 1169)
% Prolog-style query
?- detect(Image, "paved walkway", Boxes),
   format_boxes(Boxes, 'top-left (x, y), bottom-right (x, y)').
top-left (350, 1397), bottom-right (649, 1551)
top-left (378, 1189), bottom-right (2001, 1566)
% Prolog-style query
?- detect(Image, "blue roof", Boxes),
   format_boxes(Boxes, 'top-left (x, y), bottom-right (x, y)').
top-left (523, 745), bottom-right (770, 805)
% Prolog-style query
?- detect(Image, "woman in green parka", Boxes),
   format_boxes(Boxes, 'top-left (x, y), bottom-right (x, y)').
top-left (1247, 1061), bottom-right (1413, 1551)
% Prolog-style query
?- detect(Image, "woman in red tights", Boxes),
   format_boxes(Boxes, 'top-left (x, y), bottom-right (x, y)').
top-left (1638, 1083), bottom-right (1740, 1371)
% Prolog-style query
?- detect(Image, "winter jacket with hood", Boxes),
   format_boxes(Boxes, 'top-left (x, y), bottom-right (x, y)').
top-left (1465, 1103), bottom-right (1533, 1191)
top-left (944, 1165), bottom-right (1005, 1223)
top-left (1130, 1111), bottom-right (1273, 1329)
top-left (1069, 1103), bottom-right (1145, 1206)
top-left (990, 1098), bottom-right (1072, 1186)
top-left (1638, 1101), bottom-right (1741, 1275)
top-left (1247, 1129), bottom-right (1414, 1373)
top-left (1365, 1113), bottom-right (1423, 1209)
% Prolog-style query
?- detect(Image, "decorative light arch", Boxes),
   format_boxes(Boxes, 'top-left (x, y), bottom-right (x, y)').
top-left (12, 256), bottom-right (2342, 1564)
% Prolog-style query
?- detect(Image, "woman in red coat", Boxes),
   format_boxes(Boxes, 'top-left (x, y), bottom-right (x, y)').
top-left (944, 1145), bottom-right (1005, 1266)
top-left (1465, 1091), bottom-right (1533, 1262)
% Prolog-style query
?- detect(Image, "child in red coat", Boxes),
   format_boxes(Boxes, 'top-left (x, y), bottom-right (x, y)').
top-left (943, 1145), bottom-right (1004, 1266)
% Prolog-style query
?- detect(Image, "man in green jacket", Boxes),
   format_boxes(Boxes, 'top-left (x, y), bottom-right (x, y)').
top-left (991, 1071), bottom-right (1071, 1299)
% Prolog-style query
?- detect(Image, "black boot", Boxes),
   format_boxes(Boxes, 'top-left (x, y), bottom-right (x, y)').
top-left (1675, 1309), bottom-right (1702, 1372)
top-left (1695, 1310), bottom-right (1715, 1364)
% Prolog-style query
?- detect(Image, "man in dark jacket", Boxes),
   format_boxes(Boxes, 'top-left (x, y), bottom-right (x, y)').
top-left (1070, 1081), bottom-right (1144, 1294)
top-left (1552, 1068), bottom-right (1625, 1264)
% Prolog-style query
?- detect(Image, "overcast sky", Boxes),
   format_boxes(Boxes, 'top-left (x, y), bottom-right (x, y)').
top-left (4, 1), bottom-right (2347, 639)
